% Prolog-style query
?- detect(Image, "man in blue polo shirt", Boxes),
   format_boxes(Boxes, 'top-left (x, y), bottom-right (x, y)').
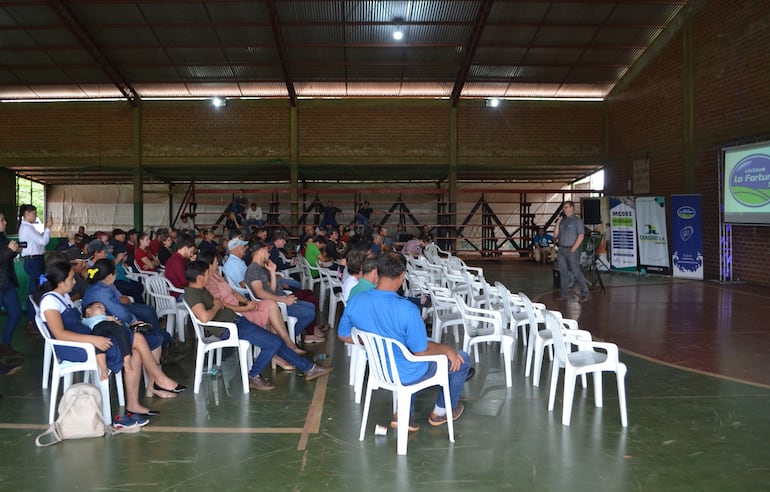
top-left (338, 252), bottom-right (470, 431)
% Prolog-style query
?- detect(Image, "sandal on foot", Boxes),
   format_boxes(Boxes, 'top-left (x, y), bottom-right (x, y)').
top-left (428, 402), bottom-right (465, 427)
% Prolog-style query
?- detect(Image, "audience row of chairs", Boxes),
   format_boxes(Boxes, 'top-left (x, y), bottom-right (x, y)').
top-left (347, 243), bottom-right (629, 453)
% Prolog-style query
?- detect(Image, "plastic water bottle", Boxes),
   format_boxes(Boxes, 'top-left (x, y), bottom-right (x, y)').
top-left (209, 367), bottom-right (218, 377)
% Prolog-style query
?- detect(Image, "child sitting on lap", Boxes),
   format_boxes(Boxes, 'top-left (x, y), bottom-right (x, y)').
top-left (82, 302), bottom-right (133, 380)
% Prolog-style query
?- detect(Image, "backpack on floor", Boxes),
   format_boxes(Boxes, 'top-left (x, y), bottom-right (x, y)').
top-left (35, 383), bottom-right (112, 447)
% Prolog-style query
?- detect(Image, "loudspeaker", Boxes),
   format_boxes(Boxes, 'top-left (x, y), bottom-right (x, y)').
top-left (581, 198), bottom-right (601, 225)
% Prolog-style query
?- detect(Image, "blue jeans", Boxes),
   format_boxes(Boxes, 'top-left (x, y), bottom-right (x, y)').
top-left (115, 279), bottom-right (145, 304)
top-left (277, 276), bottom-right (302, 291)
top-left (405, 350), bottom-right (471, 413)
top-left (0, 286), bottom-right (22, 344)
top-left (23, 256), bottom-right (44, 316)
top-left (233, 317), bottom-right (312, 375)
top-left (286, 299), bottom-right (316, 332)
top-left (558, 247), bottom-right (589, 297)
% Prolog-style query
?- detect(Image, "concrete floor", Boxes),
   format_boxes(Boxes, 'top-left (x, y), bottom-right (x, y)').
top-left (1, 261), bottom-right (768, 491)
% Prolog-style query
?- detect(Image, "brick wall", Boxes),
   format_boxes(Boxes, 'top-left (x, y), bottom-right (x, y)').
top-left (607, 0), bottom-right (770, 285)
top-left (0, 104), bottom-right (133, 159)
top-left (459, 101), bottom-right (605, 160)
top-left (298, 101), bottom-right (449, 160)
top-left (141, 101), bottom-right (290, 158)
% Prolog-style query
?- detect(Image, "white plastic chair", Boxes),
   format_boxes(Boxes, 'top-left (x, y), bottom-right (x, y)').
top-left (347, 339), bottom-right (368, 404)
top-left (318, 267), bottom-right (344, 328)
top-left (426, 284), bottom-right (463, 344)
top-left (144, 274), bottom-right (188, 342)
top-left (29, 295), bottom-right (54, 389)
top-left (182, 300), bottom-right (251, 394)
top-left (455, 295), bottom-right (514, 388)
top-left (297, 255), bottom-right (323, 295)
top-left (545, 310), bottom-right (628, 427)
top-left (494, 282), bottom-right (529, 347)
top-left (519, 292), bottom-right (563, 387)
top-left (36, 315), bottom-right (125, 425)
top-left (278, 251), bottom-right (302, 279)
top-left (352, 327), bottom-right (454, 455)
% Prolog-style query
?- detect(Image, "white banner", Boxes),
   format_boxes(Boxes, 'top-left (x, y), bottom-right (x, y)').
top-left (635, 196), bottom-right (671, 274)
top-left (609, 197), bottom-right (637, 271)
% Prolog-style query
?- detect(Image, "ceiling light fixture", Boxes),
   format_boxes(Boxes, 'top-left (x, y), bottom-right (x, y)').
top-left (486, 98), bottom-right (500, 108)
top-left (211, 96), bottom-right (227, 107)
top-left (392, 17), bottom-right (405, 41)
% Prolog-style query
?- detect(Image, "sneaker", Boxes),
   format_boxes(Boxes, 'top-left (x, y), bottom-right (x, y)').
top-left (390, 414), bottom-right (420, 432)
top-left (126, 413), bottom-right (150, 427)
top-left (113, 414), bottom-right (140, 429)
top-left (0, 361), bottom-right (22, 376)
top-left (428, 402), bottom-right (465, 427)
top-left (304, 364), bottom-right (333, 381)
top-left (248, 375), bottom-right (276, 391)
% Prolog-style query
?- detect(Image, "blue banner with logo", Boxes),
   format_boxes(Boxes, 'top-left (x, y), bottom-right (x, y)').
top-left (671, 194), bottom-right (703, 279)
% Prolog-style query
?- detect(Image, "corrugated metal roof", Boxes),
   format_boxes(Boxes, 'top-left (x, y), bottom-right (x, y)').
top-left (0, 0), bottom-right (687, 102)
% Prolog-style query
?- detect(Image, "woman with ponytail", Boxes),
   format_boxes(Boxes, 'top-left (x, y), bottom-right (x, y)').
top-left (81, 258), bottom-right (181, 399)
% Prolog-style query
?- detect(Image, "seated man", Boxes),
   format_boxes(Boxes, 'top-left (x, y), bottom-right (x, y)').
top-left (245, 242), bottom-right (325, 343)
top-left (338, 252), bottom-right (471, 431)
top-left (164, 238), bottom-right (196, 296)
top-left (184, 260), bottom-right (332, 390)
top-left (244, 202), bottom-right (264, 233)
top-left (267, 231), bottom-right (302, 291)
top-left (303, 235), bottom-right (332, 278)
top-left (324, 229), bottom-right (347, 268)
top-left (348, 254), bottom-right (378, 300)
top-left (532, 226), bottom-right (555, 264)
top-left (341, 249), bottom-right (367, 303)
top-left (222, 237), bottom-right (250, 288)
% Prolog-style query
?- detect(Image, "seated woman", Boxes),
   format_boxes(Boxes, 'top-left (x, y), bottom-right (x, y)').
top-left (38, 262), bottom-right (185, 418)
top-left (134, 232), bottom-right (161, 272)
top-left (156, 231), bottom-right (174, 267)
top-left (197, 250), bottom-right (305, 367)
top-left (81, 259), bottom-right (177, 396)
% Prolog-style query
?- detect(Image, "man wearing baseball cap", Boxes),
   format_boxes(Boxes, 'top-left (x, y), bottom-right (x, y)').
top-left (222, 237), bottom-right (250, 289)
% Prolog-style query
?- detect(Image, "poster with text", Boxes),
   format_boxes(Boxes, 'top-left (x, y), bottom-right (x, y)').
top-left (635, 196), bottom-right (671, 274)
top-left (671, 194), bottom-right (704, 279)
top-left (609, 197), bottom-right (637, 271)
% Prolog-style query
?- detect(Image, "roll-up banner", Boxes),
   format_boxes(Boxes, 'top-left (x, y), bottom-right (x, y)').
top-left (635, 196), bottom-right (671, 275)
top-left (609, 197), bottom-right (638, 272)
top-left (671, 194), bottom-right (704, 279)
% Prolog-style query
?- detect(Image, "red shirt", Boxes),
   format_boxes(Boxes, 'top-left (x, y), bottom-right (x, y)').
top-left (164, 252), bottom-right (189, 295)
top-left (135, 246), bottom-right (159, 272)
top-left (149, 238), bottom-right (161, 256)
